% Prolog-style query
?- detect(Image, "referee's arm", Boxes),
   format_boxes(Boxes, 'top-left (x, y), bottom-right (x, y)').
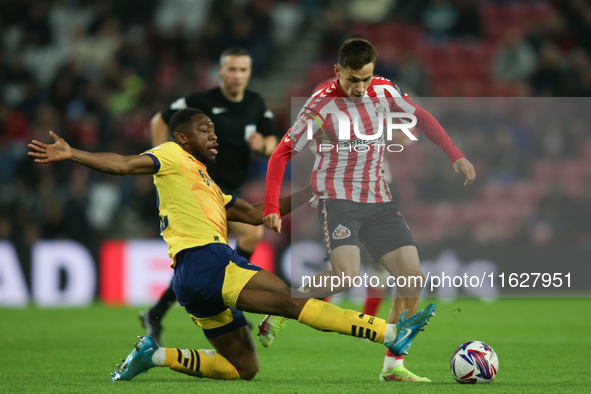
top-left (150, 112), bottom-right (169, 147)
top-left (253, 102), bottom-right (278, 157)
top-left (249, 133), bottom-right (278, 157)
top-left (262, 134), bottom-right (278, 157)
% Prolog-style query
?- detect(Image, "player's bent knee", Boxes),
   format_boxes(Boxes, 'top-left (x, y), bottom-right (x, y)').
top-left (406, 269), bottom-right (424, 281)
top-left (413, 271), bottom-right (425, 287)
top-left (236, 361), bottom-right (259, 380)
top-left (229, 350), bottom-right (259, 381)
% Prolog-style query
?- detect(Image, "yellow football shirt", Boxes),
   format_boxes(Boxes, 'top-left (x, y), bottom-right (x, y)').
top-left (141, 142), bottom-right (235, 265)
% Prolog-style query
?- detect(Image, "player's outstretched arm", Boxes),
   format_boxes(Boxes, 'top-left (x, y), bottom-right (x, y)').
top-left (407, 100), bottom-right (476, 187)
top-left (29, 131), bottom-right (155, 175)
top-left (227, 184), bottom-right (312, 232)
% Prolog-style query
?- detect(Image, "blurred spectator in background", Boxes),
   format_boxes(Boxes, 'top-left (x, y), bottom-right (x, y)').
top-left (530, 41), bottom-right (568, 96)
top-left (564, 48), bottom-right (591, 96)
top-left (346, 0), bottom-right (395, 24)
top-left (493, 28), bottom-right (538, 82)
top-left (421, 0), bottom-right (458, 41)
top-left (452, 0), bottom-right (481, 39)
top-left (396, 50), bottom-right (429, 96)
top-left (558, 0), bottom-right (591, 54)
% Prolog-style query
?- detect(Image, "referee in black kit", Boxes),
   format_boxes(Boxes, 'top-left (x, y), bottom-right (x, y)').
top-left (141, 47), bottom-right (278, 344)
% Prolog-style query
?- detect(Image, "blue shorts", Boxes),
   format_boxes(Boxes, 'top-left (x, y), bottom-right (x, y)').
top-left (172, 243), bottom-right (263, 338)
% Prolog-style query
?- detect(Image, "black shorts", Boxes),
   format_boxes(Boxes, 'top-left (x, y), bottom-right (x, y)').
top-left (318, 199), bottom-right (417, 262)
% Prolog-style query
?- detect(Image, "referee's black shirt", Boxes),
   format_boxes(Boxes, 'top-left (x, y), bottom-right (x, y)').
top-left (161, 88), bottom-right (276, 194)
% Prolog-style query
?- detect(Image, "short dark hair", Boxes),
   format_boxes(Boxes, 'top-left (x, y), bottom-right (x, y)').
top-left (338, 39), bottom-right (378, 70)
top-left (220, 47), bottom-right (251, 66)
top-left (169, 108), bottom-right (204, 138)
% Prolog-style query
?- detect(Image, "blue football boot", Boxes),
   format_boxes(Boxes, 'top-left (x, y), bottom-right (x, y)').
top-left (111, 336), bottom-right (158, 381)
top-left (385, 303), bottom-right (436, 357)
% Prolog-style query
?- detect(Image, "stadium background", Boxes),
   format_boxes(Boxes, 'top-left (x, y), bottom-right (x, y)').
top-left (1, 0), bottom-right (590, 305)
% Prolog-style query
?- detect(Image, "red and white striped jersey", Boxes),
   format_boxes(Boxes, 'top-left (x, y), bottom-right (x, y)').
top-left (264, 77), bottom-right (464, 217)
top-left (287, 77), bottom-right (420, 204)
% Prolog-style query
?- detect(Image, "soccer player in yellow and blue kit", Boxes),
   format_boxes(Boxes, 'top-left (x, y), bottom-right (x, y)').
top-left (29, 108), bottom-right (436, 382)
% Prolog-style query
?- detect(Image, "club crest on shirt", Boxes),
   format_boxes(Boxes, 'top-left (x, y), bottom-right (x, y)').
top-left (332, 224), bottom-right (351, 240)
top-left (375, 104), bottom-right (388, 117)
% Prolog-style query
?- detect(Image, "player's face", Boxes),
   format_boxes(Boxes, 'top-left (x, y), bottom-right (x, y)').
top-left (180, 114), bottom-right (218, 164)
top-left (335, 63), bottom-right (374, 99)
top-left (219, 55), bottom-right (252, 96)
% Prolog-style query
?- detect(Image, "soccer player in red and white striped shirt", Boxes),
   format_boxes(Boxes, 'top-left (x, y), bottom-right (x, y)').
top-left (311, 72), bottom-right (407, 318)
top-left (259, 39), bottom-right (476, 382)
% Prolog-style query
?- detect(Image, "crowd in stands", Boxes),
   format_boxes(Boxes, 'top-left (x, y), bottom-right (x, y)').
top-left (0, 0), bottom-right (296, 266)
top-left (1, 0), bottom-right (590, 272)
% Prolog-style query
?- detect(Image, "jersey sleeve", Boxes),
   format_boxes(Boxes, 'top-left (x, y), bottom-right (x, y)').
top-left (413, 104), bottom-right (464, 162)
top-left (379, 79), bottom-right (464, 163)
top-left (141, 142), bottom-right (182, 175)
top-left (285, 97), bottom-right (325, 152)
top-left (263, 101), bottom-right (318, 217)
top-left (161, 93), bottom-right (205, 125)
top-left (263, 141), bottom-right (293, 217)
top-left (255, 95), bottom-right (276, 137)
top-left (265, 95), bottom-right (333, 216)
top-left (223, 193), bottom-right (237, 209)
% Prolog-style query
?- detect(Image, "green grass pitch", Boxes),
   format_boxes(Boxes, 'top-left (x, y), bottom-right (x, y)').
top-left (1, 298), bottom-right (590, 393)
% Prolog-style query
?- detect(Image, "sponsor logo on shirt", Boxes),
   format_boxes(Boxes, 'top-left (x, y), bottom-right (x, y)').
top-left (285, 130), bottom-right (298, 143)
top-left (199, 169), bottom-right (211, 186)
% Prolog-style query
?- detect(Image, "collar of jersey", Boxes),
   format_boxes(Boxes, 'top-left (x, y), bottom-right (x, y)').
top-left (184, 151), bottom-right (206, 167)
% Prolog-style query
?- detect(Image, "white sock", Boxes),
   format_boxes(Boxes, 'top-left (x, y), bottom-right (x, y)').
top-left (151, 348), bottom-right (166, 366)
top-left (382, 324), bottom-right (397, 344)
top-left (383, 352), bottom-right (404, 370)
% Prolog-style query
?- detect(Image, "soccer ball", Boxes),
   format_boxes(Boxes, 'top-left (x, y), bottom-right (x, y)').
top-left (450, 341), bottom-right (499, 384)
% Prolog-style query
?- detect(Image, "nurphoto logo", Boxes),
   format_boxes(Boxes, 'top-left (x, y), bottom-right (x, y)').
top-left (292, 98), bottom-right (418, 153)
